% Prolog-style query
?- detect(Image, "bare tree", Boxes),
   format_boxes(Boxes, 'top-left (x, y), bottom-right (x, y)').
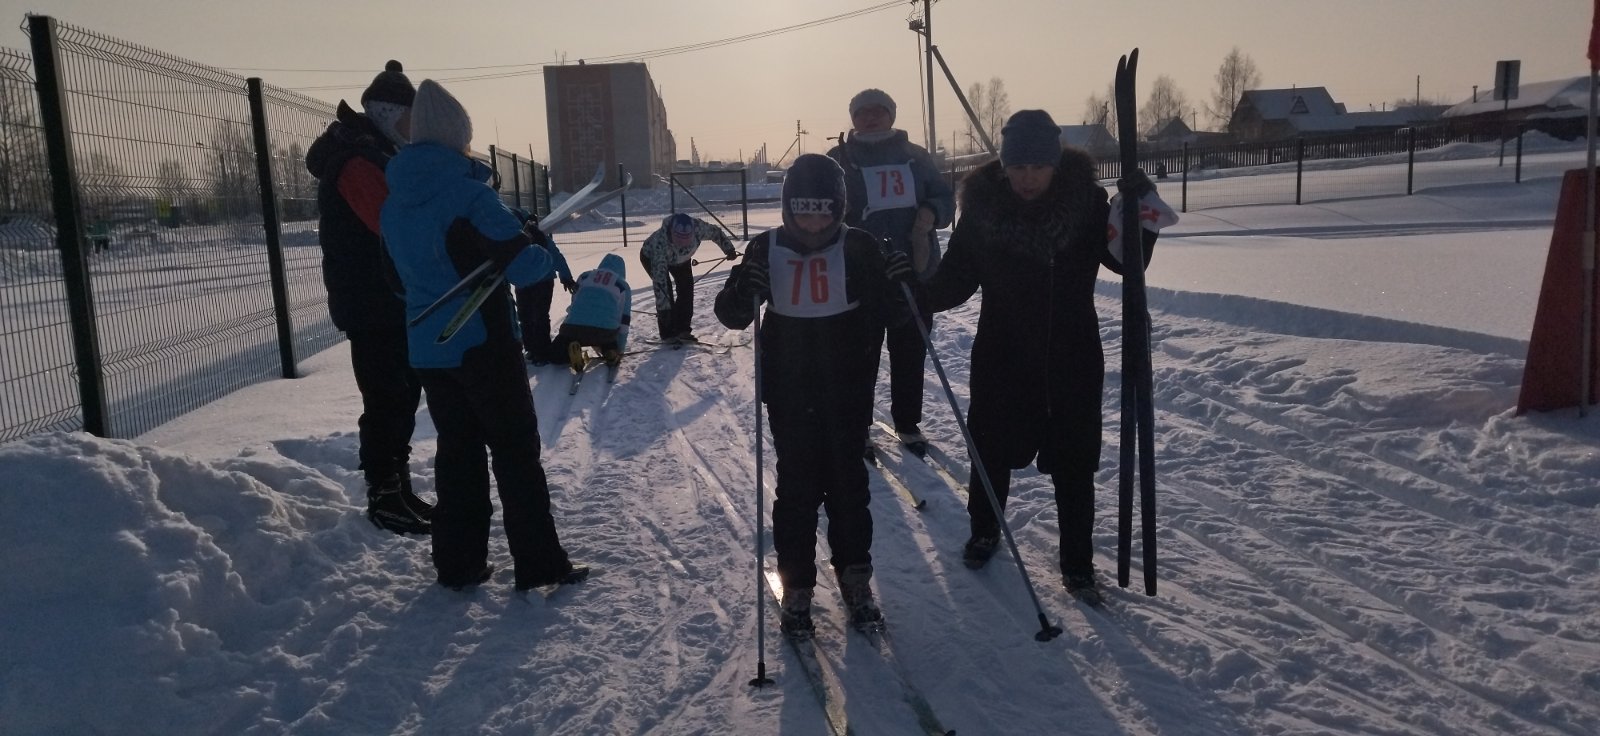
top-left (980, 77), bottom-right (1010, 150)
top-left (1082, 91), bottom-right (1110, 128)
top-left (1139, 75), bottom-right (1190, 136)
top-left (0, 83), bottom-right (50, 214)
top-left (1206, 46), bottom-right (1261, 131)
top-left (960, 77), bottom-right (1011, 155)
top-left (962, 81), bottom-right (985, 154)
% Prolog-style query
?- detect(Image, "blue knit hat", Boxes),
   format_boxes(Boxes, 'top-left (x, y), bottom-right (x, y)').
top-left (999, 109), bottom-right (1062, 167)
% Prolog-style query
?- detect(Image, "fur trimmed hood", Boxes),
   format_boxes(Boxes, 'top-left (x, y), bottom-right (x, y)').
top-left (959, 146), bottom-right (1100, 214)
top-left (956, 147), bottom-right (1103, 262)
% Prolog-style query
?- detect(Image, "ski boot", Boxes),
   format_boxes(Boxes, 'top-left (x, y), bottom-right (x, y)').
top-left (896, 425), bottom-right (929, 458)
top-left (438, 563), bottom-right (494, 591)
top-left (1065, 572), bottom-right (1105, 607)
top-left (836, 564), bottom-right (885, 632)
top-left (603, 348), bottom-right (622, 368)
top-left (779, 587), bottom-right (816, 640)
top-left (568, 341), bottom-right (587, 371)
top-left (962, 533), bottom-right (1000, 569)
top-left (862, 436), bottom-right (876, 462)
top-left (398, 472), bottom-right (434, 521)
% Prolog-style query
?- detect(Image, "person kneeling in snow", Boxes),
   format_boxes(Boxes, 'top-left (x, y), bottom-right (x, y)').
top-left (552, 253), bottom-right (632, 367)
top-left (380, 79), bottom-right (587, 592)
top-left (713, 153), bottom-right (913, 637)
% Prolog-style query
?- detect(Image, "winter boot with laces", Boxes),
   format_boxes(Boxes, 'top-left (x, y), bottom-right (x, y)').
top-left (962, 532), bottom-right (1000, 569)
top-left (836, 563), bottom-right (885, 631)
top-left (779, 586), bottom-right (815, 640)
top-left (366, 473), bottom-right (431, 536)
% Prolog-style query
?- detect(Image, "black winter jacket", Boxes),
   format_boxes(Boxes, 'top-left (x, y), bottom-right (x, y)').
top-left (305, 101), bottom-right (403, 333)
top-left (922, 148), bottom-right (1157, 473)
top-left (715, 226), bottom-right (903, 428)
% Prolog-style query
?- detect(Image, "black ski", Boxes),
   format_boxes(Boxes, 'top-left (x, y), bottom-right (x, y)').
top-left (1113, 49), bottom-right (1158, 595)
top-left (761, 569), bottom-right (855, 736)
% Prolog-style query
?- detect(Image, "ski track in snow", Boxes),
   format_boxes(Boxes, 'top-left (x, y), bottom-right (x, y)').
top-left (8, 212), bottom-right (1600, 734)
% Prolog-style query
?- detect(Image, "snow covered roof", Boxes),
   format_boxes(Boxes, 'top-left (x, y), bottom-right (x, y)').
top-left (1058, 123), bottom-right (1116, 149)
top-left (1442, 76), bottom-right (1589, 118)
top-left (1240, 87), bottom-right (1342, 119)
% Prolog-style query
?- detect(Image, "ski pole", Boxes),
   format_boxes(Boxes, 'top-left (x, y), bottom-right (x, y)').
top-left (691, 256), bottom-right (732, 282)
top-left (748, 293), bottom-right (775, 687)
top-left (898, 281), bottom-right (1063, 642)
top-left (659, 173), bottom-right (738, 242)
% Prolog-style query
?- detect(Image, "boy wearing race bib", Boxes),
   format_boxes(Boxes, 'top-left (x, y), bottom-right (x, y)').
top-left (713, 154), bottom-right (914, 638)
top-left (826, 88), bottom-right (955, 457)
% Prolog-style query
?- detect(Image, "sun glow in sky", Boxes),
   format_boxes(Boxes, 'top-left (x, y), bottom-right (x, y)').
top-left (1, 0), bottom-right (1590, 171)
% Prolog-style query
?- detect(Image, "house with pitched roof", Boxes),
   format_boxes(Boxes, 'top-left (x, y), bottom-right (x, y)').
top-left (1229, 87), bottom-right (1410, 141)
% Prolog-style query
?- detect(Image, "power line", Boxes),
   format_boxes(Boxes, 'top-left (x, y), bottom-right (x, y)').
top-left (255, 1), bottom-right (905, 91)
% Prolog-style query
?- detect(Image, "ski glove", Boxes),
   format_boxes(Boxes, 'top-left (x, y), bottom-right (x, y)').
top-left (884, 250), bottom-right (915, 284)
top-left (561, 277), bottom-right (578, 294)
top-left (724, 251), bottom-right (741, 262)
top-left (1117, 169), bottom-right (1156, 200)
top-left (734, 260), bottom-right (769, 301)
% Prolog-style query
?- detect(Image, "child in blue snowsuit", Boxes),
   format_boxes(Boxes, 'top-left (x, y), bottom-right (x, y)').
top-left (381, 79), bottom-right (584, 591)
top-left (552, 253), bottom-right (632, 366)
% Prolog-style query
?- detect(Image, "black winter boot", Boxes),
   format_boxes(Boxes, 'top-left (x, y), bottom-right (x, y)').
top-left (836, 564), bottom-right (884, 631)
top-left (366, 473), bottom-right (430, 536)
top-left (962, 533), bottom-right (1000, 569)
top-left (779, 587), bottom-right (815, 640)
top-left (398, 472), bottom-right (434, 521)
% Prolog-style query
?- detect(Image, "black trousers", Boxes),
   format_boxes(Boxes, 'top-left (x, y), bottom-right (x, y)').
top-left (417, 345), bottom-right (571, 585)
top-left (346, 326), bottom-right (422, 483)
top-left (965, 426), bottom-right (1096, 577)
top-left (552, 323), bottom-right (621, 363)
top-left (767, 401), bottom-right (874, 589)
top-left (882, 308), bottom-right (932, 432)
top-left (640, 253), bottom-right (695, 339)
top-left (515, 279), bottom-right (556, 362)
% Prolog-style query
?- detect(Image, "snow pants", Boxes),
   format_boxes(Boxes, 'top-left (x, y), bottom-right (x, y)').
top-left (417, 344), bottom-right (572, 587)
top-left (639, 252), bottom-right (695, 339)
top-left (880, 306), bottom-right (932, 432)
top-left (515, 279), bottom-right (557, 362)
top-left (766, 402), bottom-right (874, 590)
top-left (346, 325), bottom-right (422, 483)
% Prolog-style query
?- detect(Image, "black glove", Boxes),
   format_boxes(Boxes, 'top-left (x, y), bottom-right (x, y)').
top-left (735, 260), bottom-right (769, 301)
top-left (1117, 169), bottom-right (1155, 200)
top-left (725, 251), bottom-right (740, 262)
top-left (884, 250), bottom-right (915, 284)
top-left (561, 277), bottom-right (578, 293)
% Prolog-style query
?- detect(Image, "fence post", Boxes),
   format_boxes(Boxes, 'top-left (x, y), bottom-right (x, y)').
top-left (618, 163), bottom-right (629, 248)
top-left (669, 172), bottom-right (678, 213)
top-left (1181, 141), bottom-right (1189, 213)
top-left (1515, 124), bottom-right (1524, 183)
top-left (1295, 137), bottom-right (1305, 205)
top-left (246, 78), bottom-right (299, 379)
top-left (29, 14), bottom-right (107, 436)
top-left (511, 153), bottom-right (523, 210)
top-left (540, 165), bottom-right (551, 217)
top-left (740, 167), bottom-right (749, 240)
top-left (1407, 126), bottom-right (1417, 195)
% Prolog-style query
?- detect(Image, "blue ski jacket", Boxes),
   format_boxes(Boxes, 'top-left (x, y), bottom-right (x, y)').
top-left (381, 142), bottom-right (552, 368)
top-left (563, 253), bottom-right (633, 352)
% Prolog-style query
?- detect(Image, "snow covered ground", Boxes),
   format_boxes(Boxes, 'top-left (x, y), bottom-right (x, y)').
top-left (3, 151), bottom-right (1599, 735)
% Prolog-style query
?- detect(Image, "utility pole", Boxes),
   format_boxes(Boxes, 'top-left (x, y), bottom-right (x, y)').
top-left (923, 0), bottom-right (936, 155)
top-left (1416, 75), bottom-right (1421, 107)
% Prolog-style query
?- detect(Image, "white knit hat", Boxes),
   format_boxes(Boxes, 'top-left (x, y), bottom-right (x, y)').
top-left (409, 79), bottom-right (472, 151)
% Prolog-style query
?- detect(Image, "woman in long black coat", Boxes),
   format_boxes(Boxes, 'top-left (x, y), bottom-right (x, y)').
top-left (921, 109), bottom-right (1156, 599)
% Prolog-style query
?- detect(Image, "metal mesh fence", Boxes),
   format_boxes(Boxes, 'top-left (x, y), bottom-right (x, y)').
top-left (258, 84), bottom-right (341, 358)
top-left (0, 47), bottom-right (80, 441)
top-left (487, 146), bottom-right (546, 216)
top-left (37, 20), bottom-right (289, 437)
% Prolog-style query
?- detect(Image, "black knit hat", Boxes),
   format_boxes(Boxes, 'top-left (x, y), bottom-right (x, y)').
top-left (361, 60), bottom-right (415, 108)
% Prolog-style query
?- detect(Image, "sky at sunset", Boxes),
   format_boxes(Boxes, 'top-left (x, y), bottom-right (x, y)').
top-left (0, 0), bottom-right (1591, 172)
